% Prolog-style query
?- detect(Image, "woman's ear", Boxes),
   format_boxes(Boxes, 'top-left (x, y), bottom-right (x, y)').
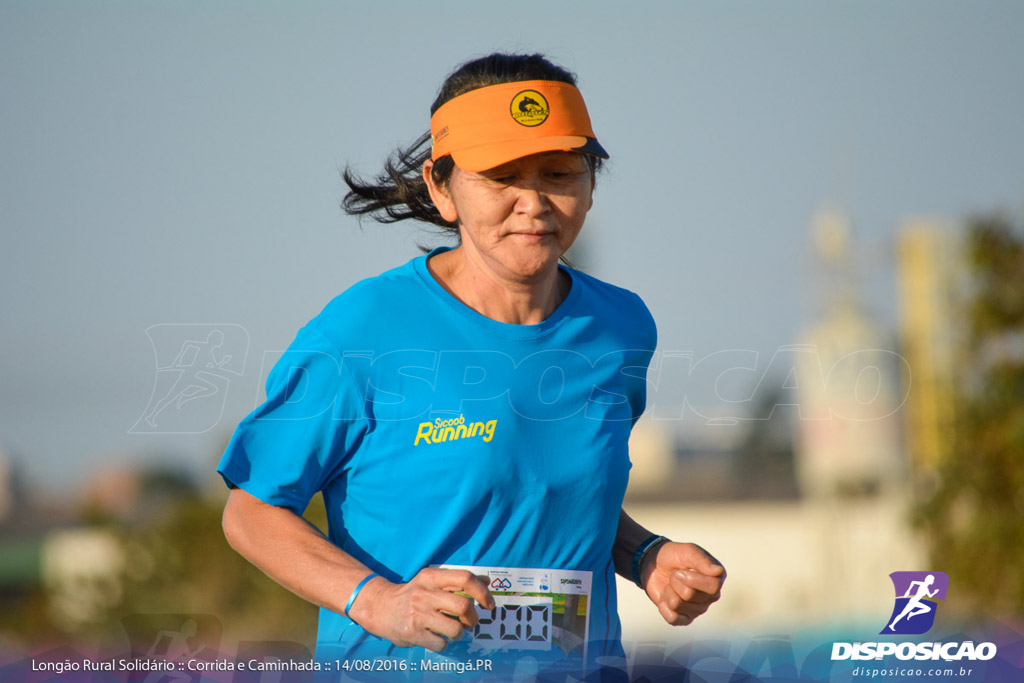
top-left (423, 160), bottom-right (458, 223)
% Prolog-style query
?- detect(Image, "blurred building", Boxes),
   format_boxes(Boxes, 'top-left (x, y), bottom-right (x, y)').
top-left (626, 420), bottom-right (675, 493)
top-left (619, 210), bottom-right (925, 641)
top-left (0, 447), bottom-right (12, 524)
top-left (41, 528), bottom-right (125, 631)
top-left (0, 455), bottom-right (195, 640)
top-left (80, 466), bottom-right (144, 521)
top-left (0, 446), bottom-right (44, 599)
top-left (795, 211), bottom-right (906, 498)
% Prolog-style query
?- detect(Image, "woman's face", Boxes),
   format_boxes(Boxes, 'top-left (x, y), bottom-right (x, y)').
top-left (425, 151), bottom-right (594, 282)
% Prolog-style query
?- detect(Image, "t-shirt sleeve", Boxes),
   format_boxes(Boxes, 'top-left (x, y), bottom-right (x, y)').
top-left (217, 323), bottom-right (367, 514)
top-left (627, 291), bottom-right (658, 426)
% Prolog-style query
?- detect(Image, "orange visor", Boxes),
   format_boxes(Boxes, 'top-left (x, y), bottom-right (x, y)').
top-left (430, 80), bottom-right (608, 172)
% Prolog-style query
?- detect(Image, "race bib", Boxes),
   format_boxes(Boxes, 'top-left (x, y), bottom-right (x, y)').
top-left (436, 565), bottom-right (592, 661)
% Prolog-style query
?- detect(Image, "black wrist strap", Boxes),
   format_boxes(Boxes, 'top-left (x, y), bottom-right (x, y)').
top-left (632, 534), bottom-right (668, 589)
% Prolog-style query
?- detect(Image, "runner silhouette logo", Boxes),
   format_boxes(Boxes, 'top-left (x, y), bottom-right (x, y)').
top-left (880, 571), bottom-right (949, 635)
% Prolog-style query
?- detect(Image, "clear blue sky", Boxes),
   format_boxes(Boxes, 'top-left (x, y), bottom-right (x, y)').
top-left (2, 1), bottom-right (1022, 490)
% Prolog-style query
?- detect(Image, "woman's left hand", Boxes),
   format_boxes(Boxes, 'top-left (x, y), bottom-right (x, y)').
top-left (640, 542), bottom-right (726, 626)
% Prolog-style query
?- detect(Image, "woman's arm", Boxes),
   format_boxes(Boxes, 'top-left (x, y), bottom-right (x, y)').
top-left (613, 509), bottom-right (726, 625)
top-left (222, 487), bottom-right (494, 652)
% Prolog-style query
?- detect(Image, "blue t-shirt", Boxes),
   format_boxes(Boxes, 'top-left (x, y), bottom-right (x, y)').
top-left (218, 248), bottom-right (656, 679)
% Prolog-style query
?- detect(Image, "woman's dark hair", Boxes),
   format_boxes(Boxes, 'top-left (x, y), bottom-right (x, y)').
top-left (342, 53), bottom-right (600, 237)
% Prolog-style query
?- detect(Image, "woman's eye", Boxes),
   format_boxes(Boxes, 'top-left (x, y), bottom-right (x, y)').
top-left (547, 170), bottom-right (584, 182)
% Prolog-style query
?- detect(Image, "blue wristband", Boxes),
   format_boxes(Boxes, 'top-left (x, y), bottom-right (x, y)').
top-left (344, 572), bottom-right (380, 618)
top-left (632, 535), bottom-right (667, 589)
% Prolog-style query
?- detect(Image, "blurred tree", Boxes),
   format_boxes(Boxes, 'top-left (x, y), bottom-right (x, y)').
top-left (109, 486), bottom-right (325, 648)
top-left (18, 476), bottom-right (327, 651)
top-left (0, 455), bottom-right (333, 652)
top-left (917, 213), bottom-right (1024, 616)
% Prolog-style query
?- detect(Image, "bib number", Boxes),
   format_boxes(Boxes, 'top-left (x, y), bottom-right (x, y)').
top-left (436, 565), bottom-right (592, 660)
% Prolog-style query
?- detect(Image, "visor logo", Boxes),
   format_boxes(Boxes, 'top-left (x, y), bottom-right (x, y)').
top-left (510, 90), bottom-right (550, 127)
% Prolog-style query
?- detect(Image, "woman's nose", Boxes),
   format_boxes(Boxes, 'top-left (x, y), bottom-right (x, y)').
top-left (513, 178), bottom-right (551, 216)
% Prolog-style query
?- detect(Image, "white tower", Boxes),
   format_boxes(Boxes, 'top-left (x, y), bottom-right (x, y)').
top-left (795, 210), bottom-right (906, 498)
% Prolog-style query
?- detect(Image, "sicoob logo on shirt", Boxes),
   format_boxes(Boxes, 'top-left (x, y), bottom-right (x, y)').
top-left (880, 571), bottom-right (949, 635)
top-left (413, 414), bottom-right (497, 446)
top-left (510, 90), bottom-right (549, 127)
